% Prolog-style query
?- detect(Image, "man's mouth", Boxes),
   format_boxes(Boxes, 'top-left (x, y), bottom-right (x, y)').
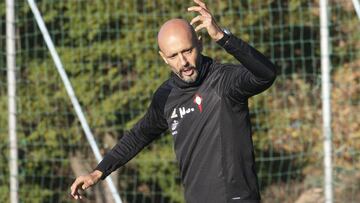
top-left (181, 67), bottom-right (195, 77)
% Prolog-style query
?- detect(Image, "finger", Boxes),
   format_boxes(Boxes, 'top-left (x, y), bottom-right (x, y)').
top-left (82, 181), bottom-right (88, 190)
top-left (71, 186), bottom-right (81, 199)
top-left (71, 177), bottom-right (84, 196)
top-left (73, 188), bottom-right (86, 200)
top-left (187, 6), bottom-right (209, 12)
top-left (75, 194), bottom-right (83, 200)
top-left (187, 6), bottom-right (202, 12)
top-left (70, 180), bottom-right (80, 195)
top-left (194, 23), bottom-right (207, 32)
top-left (82, 179), bottom-right (94, 190)
top-left (76, 191), bottom-right (88, 200)
top-left (190, 15), bottom-right (204, 26)
top-left (187, 6), bottom-right (210, 17)
top-left (70, 183), bottom-right (78, 196)
top-left (72, 193), bottom-right (80, 200)
top-left (193, 0), bottom-right (208, 10)
top-left (72, 188), bottom-right (84, 200)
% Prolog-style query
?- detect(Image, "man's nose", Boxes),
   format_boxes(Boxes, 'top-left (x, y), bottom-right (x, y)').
top-left (178, 53), bottom-right (189, 67)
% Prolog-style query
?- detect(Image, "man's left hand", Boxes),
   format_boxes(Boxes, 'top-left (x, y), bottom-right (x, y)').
top-left (188, 0), bottom-right (224, 41)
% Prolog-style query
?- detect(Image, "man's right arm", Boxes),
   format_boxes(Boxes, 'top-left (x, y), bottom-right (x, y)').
top-left (70, 89), bottom-right (169, 199)
top-left (95, 99), bottom-right (168, 179)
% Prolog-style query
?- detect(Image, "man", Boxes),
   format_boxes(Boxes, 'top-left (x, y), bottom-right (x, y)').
top-left (71, 0), bottom-right (276, 202)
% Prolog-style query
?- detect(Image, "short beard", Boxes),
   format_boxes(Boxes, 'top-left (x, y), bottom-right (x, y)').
top-left (174, 68), bottom-right (198, 83)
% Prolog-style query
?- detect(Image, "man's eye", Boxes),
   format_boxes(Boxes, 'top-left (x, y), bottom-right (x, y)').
top-left (185, 49), bottom-right (192, 54)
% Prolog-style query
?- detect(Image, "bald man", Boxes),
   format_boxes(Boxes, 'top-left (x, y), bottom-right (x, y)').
top-left (71, 0), bottom-right (276, 202)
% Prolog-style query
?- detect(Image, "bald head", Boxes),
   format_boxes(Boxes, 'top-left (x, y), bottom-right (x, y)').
top-left (157, 18), bottom-right (203, 83)
top-left (157, 19), bottom-right (198, 52)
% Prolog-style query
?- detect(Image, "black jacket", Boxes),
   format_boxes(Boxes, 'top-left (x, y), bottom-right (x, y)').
top-left (95, 34), bottom-right (277, 203)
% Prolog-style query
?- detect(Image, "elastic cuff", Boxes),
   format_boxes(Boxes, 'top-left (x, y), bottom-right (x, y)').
top-left (94, 166), bottom-right (107, 180)
top-left (94, 154), bottom-right (119, 180)
top-left (216, 32), bottom-right (231, 47)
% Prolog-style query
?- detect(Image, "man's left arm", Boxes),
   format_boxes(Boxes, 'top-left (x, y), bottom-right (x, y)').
top-left (217, 34), bottom-right (277, 98)
top-left (188, 0), bottom-right (277, 98)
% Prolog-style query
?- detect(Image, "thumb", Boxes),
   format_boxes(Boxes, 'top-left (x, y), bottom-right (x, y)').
top-left (82, 180), bottom-right (93, 190)
top-left (82, 183), bottom-right (88, 190)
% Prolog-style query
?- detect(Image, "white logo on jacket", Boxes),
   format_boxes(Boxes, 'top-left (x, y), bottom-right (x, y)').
top-left (171, 107), bottom-right (195, 119)
top-left (170, 107), bottom-right (194, 135)
top-left (170, 93), bottom-right (203, 135)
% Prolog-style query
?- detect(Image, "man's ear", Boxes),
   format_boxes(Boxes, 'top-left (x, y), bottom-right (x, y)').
top-left (159, 51), bottom-right (169, 64)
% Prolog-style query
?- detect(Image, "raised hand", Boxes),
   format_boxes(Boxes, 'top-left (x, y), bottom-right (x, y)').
top-left (187, 0), bottom-right (224, 41)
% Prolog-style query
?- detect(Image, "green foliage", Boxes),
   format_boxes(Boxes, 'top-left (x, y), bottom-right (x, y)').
top-left (0, 184), bottom-right (53, 203)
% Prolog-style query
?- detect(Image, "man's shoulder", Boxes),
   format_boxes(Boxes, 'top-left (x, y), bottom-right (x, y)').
top-left (209, 61), bottom-right (245, 76)
top-left (153, 80), bottom-right (173, 98)
top-left (151, 79), bottom-right (173, 109)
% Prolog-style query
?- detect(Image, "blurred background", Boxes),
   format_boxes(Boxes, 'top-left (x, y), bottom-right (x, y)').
top-left (0, 0), bottom-right (359, 202)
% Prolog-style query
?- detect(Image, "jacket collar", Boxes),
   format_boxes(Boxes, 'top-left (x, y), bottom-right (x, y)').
top-left (170, 55), bottom-right (212, 89)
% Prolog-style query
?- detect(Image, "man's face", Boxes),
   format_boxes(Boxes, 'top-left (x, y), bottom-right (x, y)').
top-left (159, 34), bottom-right (202, 83)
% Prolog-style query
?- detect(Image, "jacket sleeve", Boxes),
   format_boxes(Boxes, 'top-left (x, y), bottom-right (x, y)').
top-left (217, 34), bottom-right (277, 100)
top-left (94, 94), bottom-right (168, 179)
